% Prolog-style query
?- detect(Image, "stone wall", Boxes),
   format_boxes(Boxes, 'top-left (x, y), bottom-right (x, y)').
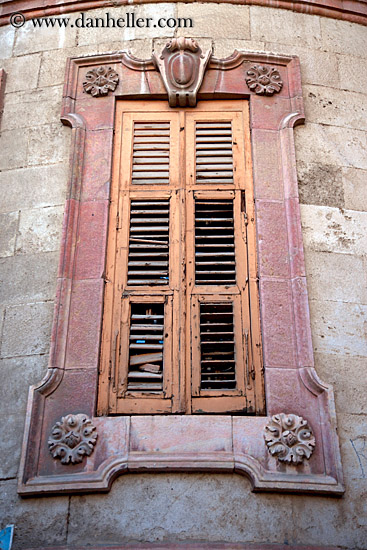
top-left (0, 4), bottom-right (366, 548)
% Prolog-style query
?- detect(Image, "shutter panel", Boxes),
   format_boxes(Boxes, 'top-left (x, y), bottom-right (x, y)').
top-left (127, 200), bottom-right (170, 286)
top-left (132, 122), bottom-right (170, 185)
top-left (195, 199), bottom-right (236, 285)
top-left (195, 122), bottom-right (234, 184)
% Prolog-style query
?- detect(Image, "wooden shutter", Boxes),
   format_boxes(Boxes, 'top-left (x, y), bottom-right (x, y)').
top-left (98, 101), bottom-right (264, 416)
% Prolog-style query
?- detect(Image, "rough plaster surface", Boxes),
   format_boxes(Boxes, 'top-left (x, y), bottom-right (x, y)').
top-left (0, 3), bottom-right (367, 549)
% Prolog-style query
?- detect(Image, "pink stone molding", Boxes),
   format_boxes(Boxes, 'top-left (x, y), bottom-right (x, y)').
top-left (1, 0), bottom-right (367, 27)
top-left (18, 49), bottom-right (344, 496)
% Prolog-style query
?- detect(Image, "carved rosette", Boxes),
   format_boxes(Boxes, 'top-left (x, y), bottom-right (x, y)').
top-left (264, 413), bottom-right (315, 464)
top-left (153, 37), bottom-right (212, 108)
top-left (245, 65), bottom-right (283, 96)
top-left (83, 66), bottom-right (119, 97)
top-left (48, 414), bottom-right (98, 464)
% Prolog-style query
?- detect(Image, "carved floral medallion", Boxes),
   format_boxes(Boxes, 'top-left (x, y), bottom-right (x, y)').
top-left (245, 65), bottom-right (283, 96)
top-left (48, 413), bottom-right (98, 464)
top-left (83, 66), bottom-right (119, 97)
top-left (264, 413), bottom-right (315, 464)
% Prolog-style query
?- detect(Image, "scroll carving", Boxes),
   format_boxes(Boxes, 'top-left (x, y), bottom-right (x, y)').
top-left (83, 66), bottom-right (119, 97)
top-left (245, 65), bottom-right (283, 96)
top-left (153, 37), bottom-right (212, 107)
top-left (264, 413), bottom-right (315, 464)
top-left (48, 414), bottom-right (98, 464)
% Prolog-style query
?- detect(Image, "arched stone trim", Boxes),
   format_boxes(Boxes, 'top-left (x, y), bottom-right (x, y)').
top-left (18, 46), bottom-right (344, 496)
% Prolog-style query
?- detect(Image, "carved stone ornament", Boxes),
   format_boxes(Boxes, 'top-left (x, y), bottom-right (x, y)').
top-left (245, 65), bottom-right (283, 96)
top-left (48, 413), bottom-right (98, 464)
top-left (83, 66), bottom-right (119, 97)
top-left (153, 37), bottom-right (212, 108)
top-left (264, 413), bottom-right (316, 464)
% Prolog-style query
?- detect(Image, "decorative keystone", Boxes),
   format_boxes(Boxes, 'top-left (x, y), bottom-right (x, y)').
top-left (153, 37), bottom-right (212, 108)
top-left (83, 66), bottom-right (119, 97)
top-left (264, 413), bottom-right (315, 464)
top-left (245, 65), bottom-right (283, 96)
top-left (48, 414), bottom-right (98, 464)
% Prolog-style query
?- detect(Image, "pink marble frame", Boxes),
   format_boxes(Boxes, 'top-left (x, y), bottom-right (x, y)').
top-left (18, 50), bottom-right (344, 496)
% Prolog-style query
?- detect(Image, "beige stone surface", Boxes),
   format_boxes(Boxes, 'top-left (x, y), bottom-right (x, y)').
top-left (13, 17), bottom-right (76, 55)
top-left (0, 164), bottom-right (68, 213)
top-left (315, 353), bottom-right (367, 414)
top-left (295, 123), bottom-right (367, 170)
top-left (214, 39), bottom-right (265, 58)
top-left (297, 161), bottom-right (344, 208)
top-left (27, 124), bottom-right (70, 166)
top-left (0, 129), bottom-right (28, 171)
top-left (2, 86), bottom-right (62, 130)
top-left (303, 84), bottom-right (367, 132)
top-left (320, 17), bottom-right (367, 57)
top-left (0, 301), bottom-right (54, 358)
top-left (0, 211), bottom-right (18, 258)
top-left (300, 204), bottom-right (367, 256)
top-left (343, 167), bottom-right (367, 212)
top-left (16, 205), bottom-right (64, 254)
top-left (250, 6), bottom-right (322, 48)
top-left (304, 250), bottom-right (367, 304)
top-left (2, 53), bottom-right (41, 93)
top-left (309, 299), bottom-right (367, 357)
top-left (0, 25), bottom-right (15, 59)
top-left (38, 45), bottom-right (100, 87)
top-left (338, 54), bottom-right (367, 95)
top-left (177, 3), bottom-right (250, 39)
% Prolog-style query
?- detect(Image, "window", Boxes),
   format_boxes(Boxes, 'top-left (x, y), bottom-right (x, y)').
top-left (98, 100), bottom-right (264, 416)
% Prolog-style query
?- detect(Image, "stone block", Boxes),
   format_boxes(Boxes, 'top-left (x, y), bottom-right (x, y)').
top-left (2, 85), bottom-right (62, 130)
top-left (252, 129), bottom-right (283, 199)
top-left (213, 39), bottom-right (265, 58)
top-left (98, 38), bottom-right (153, 59)
top-left (0, 413), bottom-right (27, 479)
top-left (0, 301), bottom-right (54, 358)
top-left (343, 166), bottom-right (367, 212)
top-left (0, 25), bottom-right (15, 59)
top-left (13, 16), bottom-right (76, 56)
top-left (68, 473), bottom-right (293, 545)
top-left (256, 200), bottom-right (290, 278)
top-left (297, 161), bottom-right (344, 208)
top-left (0, 354), bottom-right (48, 416)
top-left (320, 17), bottom-right (367, 57)
top-left (303, 84), bottom-right (367, 132)
top-left (0, 211), bottom-right (18, 258)
top-left (0, 129), bottom-right (28, 170)
top-left (176, 4), bottom-right (250, 39)
top-left (295, 123), bottom-right (367, 170)
top-left (300, 204), bottom-right (367, 256)
top-left (314, 352), bottom-right (367, 414)
top-left (264, 43), bottom-right (339, 88)
top-left (304, 250), bottom-right (367, 304)
top-left (0, 479), bottom-right (68, 547)
top-left (250, 6), bottom-right (322, 49)
top-left (16, 205), bottom-right (64, 255)
top-left (38, 45), bottom-right (99, 87)
top-left (338, 53), bottom-right (367, 95)
top-left (308, 299), bottom-right (367, 357)
top-left (2, 53), bottom-right (41, 92)
top-left (0, 163), bottom-right (68, 213)
top-left (27, 124), bottom-right (71, 166)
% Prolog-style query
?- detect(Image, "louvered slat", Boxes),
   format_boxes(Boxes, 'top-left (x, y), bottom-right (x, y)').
top-left (128, 303), bottom-right (164, 392)
top-left (128, 200), bottom-right (169, 286)
top-left (200, 302), bottom-right (236, 390)
top-left (195, 122), bottom-right (234, 184)
top-left (132, 122), bottom-right (170, 185)
top-left (195, 200), bottom-right (236, 285)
